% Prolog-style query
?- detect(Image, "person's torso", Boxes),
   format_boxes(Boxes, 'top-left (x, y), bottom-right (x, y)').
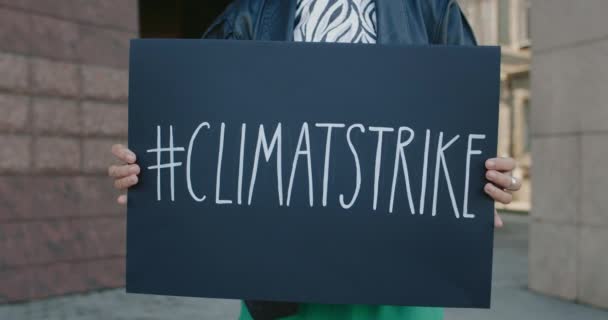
top-left (215, 0), bottom-right (460, 45)
top-left (212, 1), bottom-right (475, 319)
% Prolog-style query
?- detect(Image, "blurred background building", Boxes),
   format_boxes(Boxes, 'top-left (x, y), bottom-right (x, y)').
top-left (0, 0), bottom-right (606, 315)
top-left (463, 0), bottom-right (608, 310)
top-left (460, 0), bottom-right (532, 212)
top-left (0, 0), bottom-right (136, 303)
top-left (527, 0), bottom-right (608, 310)
top-left (0, 0), bottom-right (229, 304)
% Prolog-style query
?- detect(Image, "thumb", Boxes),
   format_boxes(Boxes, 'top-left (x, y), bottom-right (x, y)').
top-left (494, 210), bottom-right (504, 228)
top-left (117, 194), bottom-right (128, 205)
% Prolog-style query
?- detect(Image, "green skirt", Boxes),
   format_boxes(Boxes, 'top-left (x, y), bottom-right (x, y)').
top-left (239, 302), bottom-right (443, 320)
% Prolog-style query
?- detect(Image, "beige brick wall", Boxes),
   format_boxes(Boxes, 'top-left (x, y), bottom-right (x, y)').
top-left (0, 0), bottom-right (137, 303)
top-left (530, 0), bottom-right (608, 310)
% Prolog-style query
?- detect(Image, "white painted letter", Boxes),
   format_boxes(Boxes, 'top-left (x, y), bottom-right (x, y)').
top-left (463, 134), bottom-right (486, 218)
top-left (215, 122), bottom-right (232, 204)
top-left (315, 123), bottom-right (346, 207)
top-left (431, 132), bottom-right (461, 218)
top-left (339, 124), bottom-right (365, 209)
top-left (369, 126), bottom-right (395, 211)
top-left (389, 127), bottom-right (415, 214)
top-left (419, 129), bottom-right (431, 214)
top-left (237, 123), bottom-right (246, 205)
top-left (186, 122), bottom-right (210, 202)
top-left (248, 123), bottom-right (283, 206)
top-left (287, 122), bottom-right (314, 207)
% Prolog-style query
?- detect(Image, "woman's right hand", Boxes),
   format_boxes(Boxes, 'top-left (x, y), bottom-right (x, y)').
top-left (108, 144), bottom-right (140, 205)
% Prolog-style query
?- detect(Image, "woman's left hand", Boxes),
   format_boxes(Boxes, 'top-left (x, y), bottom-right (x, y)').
top-left (484, 157), bottom-right (521, 228)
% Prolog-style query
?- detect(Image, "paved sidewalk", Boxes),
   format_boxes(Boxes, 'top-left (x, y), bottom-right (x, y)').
top-left (1, 214), bottom-right (606, 320)
top-left (444, 214), bottom-right (608, 320)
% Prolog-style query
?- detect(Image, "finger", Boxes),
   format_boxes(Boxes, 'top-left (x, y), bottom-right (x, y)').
top-left (485, 157), bottom-right (516, 172)
top-left (111, 144), bottom-right (136, 164)
top-left (484, 183), bottom-right (513, 204)
top-left (494, 210), bottom-right (504, 228)
top-left (113, 175), bottom-right (138, 190)
top-left (117, 194), bottom-right (127, 205)
top-left (108, 164), bottom-right (140, 178)
top-left (486, 170), bottom-right (521, 191)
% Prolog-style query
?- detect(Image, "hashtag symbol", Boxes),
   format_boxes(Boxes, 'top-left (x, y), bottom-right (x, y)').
top-left (147, 125), bottom-right (185, 201)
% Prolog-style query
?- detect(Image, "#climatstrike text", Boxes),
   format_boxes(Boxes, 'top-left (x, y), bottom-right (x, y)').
top-left (145, 121), bottom-right (487, 219)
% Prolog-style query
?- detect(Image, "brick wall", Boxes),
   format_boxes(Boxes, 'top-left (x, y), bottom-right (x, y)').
top-left (0, 0), bottom-right (137, 303)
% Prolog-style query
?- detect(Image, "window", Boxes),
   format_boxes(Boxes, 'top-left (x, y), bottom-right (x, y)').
top-left (522, 97), bottom-right (531, 154)
top-left (511, 90), bottom-right (530, 158)
top-left (498, 0), bottom-right (511, 46)
top-left (511, 0), bottom-right (531, 48)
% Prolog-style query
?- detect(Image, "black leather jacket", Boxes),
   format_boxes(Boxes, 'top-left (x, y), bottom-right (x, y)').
top-left (201, 1), bottom-right (476, 319)
top-left (204, 0), bottom-right (476, 45)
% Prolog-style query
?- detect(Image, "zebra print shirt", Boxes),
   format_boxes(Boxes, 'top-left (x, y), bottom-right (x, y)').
top-left (294, 0), bottom-right (377, 44)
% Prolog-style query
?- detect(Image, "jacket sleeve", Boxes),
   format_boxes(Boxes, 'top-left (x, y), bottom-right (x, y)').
top-left (202, 3), bottom-right (237, 39)
top-left (433, 0), bottom-right (477, 45)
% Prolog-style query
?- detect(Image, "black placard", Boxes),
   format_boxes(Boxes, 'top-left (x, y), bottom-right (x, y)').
top-left (127, 40), bottom-right (500, 308)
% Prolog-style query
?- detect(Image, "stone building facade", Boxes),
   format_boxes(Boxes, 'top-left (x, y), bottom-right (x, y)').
top-left (464, 0), bottom-right (608, 309)
top-left (0, 0), bottom-right (136, 302)
top-left (0, 0), bottom-right (234, 304)
top-left (528, 0), bottom-right (608, 310)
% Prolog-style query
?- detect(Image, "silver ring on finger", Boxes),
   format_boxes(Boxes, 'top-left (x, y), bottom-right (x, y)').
top-left (506, 176), bottom-right (519, 191)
